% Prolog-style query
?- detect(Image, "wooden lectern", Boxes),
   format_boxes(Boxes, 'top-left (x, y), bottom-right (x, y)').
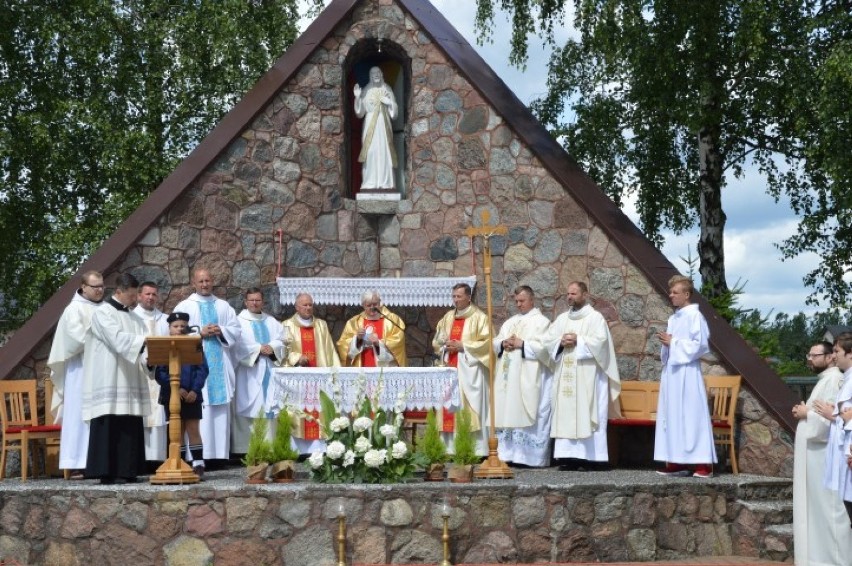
top-left (146, 335), bottom-right (203, 484)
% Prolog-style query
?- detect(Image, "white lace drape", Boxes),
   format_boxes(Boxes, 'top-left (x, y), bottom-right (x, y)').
top-left (270, 367), bottom-right (460, 413)
top-left (276, 276), bottom-right (478, 307)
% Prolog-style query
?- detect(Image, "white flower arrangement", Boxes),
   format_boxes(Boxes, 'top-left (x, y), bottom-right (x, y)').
top-left (309, 369), bottom-right (418, 484)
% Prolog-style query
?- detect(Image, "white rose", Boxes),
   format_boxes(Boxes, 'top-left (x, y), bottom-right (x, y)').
top-left (326, 440), bottom-right (346, 459)
top-left (354, 435), bottom-right (372, 454)
top-left (330, 416), bottom-right (350, 433)
top-left (353, 416), bottom-right (373, 433)
top-left (343, 450), bottom-right (355, 467)
top-left (308, 451), bottom-right (325, 469)
top-left (364, 449), bottom-right (386, 468)
top-left (379, 424), bottom-right (396, 439)
top-left (391, 441), bottom-right (407, 459)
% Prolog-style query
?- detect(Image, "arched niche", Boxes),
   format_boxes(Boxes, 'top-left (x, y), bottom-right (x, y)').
top-left (344, 39), bottom-right (410, 199)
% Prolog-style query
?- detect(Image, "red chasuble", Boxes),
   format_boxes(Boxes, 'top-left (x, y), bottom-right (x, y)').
top-left (300, 326), bottom-right (321, 440)
top-left (360, 319), bottom-right (384, 367)
top-left (442, 317), bottom-right (467, 432)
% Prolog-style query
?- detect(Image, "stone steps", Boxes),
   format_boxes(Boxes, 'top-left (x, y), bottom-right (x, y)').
top-left (731, 479), bottom-right (794, 561)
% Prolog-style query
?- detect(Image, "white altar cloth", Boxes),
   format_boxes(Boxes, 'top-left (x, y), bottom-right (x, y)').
top-left (277, 276), bottom-right (477, 307)
top-left (271, 366), bottom-right (459, 413)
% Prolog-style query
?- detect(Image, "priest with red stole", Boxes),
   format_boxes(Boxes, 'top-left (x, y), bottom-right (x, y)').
top-left (282, 292), bottom-right (340, 454)
top-left (337, 290), bottom-right (407, 368)
top-left (432, 283), bottom-right (491, 456)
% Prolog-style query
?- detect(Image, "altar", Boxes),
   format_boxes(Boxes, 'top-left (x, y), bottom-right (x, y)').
top-left (270, 366), bottom-right (459, 413)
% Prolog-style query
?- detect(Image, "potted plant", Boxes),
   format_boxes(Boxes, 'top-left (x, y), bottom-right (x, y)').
top-left (447, 408), bottom-right (478, 483)
top-left (270, 409), bottom-right (300, 483)
top-left (243, 411), bottom-right (273, 484)
top-left (415, 409), bottom-right (448, 481)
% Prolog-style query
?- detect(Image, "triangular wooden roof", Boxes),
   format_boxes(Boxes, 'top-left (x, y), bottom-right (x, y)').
top-left (0, 0), bottom-right (796, 432)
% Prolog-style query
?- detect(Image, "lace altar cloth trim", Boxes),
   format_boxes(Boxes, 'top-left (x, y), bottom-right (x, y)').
top-left (276, 276), bottom-right (478, 307)
top-left (270, 366), bottom-right (460, 413)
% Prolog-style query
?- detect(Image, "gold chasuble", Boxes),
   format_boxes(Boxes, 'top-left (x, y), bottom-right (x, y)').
top-left (282, 315), bottom-right (340, 441)
top-left (336, 307), bottom-right (407, 367)
top-left (433, 306), bottom-right (491, 433)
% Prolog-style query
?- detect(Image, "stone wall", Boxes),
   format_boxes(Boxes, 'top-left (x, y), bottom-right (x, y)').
top-left (0, 479), bottom-right (793, 565)
top-left (4, 0), bottom-right (793, 475)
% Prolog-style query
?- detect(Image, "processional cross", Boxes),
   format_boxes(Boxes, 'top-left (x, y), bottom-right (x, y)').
top-left (465, 210), bottom-right (513, 479)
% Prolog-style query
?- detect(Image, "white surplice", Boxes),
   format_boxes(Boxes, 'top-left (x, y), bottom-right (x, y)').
top-left (794, 366), bottom-right (852, 566)
top-left (654, 303), bottom-right (717, 465)
top-left (81, 299), bottom-right (150, 421)
top-left (46, 291), bottom-right (102, 469)
top-left (173, 293), bottom-right (241, 459)
top-left (537, 304), bottom-right (620, 462)
top-left (133, 305), bottom-right (169, 461)
top-left (232, 310), bottom-right (285, 452)
top-left (492, 308), bottom-right (552, 467)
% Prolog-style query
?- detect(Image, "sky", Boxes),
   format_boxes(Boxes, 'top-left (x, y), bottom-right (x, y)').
top-left (300, 1), bottom-right (823, 317)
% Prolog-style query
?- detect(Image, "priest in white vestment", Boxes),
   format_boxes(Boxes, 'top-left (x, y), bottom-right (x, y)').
top-left (433, 283), bottom-right (491, 456)
top-left (492, 285), bottom-right (552, 467)
top-left (173, 268), bottom-right (241, 460)
top-left (654, 275), bottom-right (717, 478)
top-left (820, 332), bottom-right (852, 527)
top-left (354, 66), bottom-right (397, 190)
top-left (234, 288), bottom-right (285, 451)
top-left (793, 341), bottom-right (852, 566)
top-left (282, 293), bottom-right (340, 454)
top-left (81, 273), bottom-right (151, 484)
top-left (536, 281), bottom-right (620, 470)
top-left (132, 281), bottom-right (170, 463)
top-left (47, 270), bottom-right (104, 477)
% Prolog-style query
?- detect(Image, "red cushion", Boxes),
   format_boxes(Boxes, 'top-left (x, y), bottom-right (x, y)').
top-left (608, 418), bottom-right (656, 427)
top-left (4, 424), bottom-right (61, 434)
top-left (711, 420), bottom-right (731, 428)
top-left (403, 410), bottom-right (428, 419)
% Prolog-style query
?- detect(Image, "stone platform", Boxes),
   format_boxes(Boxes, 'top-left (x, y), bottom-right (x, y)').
top-left (0, 468), bottom-right (793, 565)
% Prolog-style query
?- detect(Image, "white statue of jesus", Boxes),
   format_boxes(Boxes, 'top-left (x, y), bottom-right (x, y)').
top-left (354, 66), bottom-right (398, 190)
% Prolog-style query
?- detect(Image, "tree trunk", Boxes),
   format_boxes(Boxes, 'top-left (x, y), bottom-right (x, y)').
top-left (697, 117), bottom-right (728, 300)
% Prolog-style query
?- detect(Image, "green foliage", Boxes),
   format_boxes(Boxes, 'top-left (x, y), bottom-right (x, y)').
top-left (0, 0), bottom-right (306, 330)
top-left (415, 409), bottom-right (449, 466)
top-left (451, 408), bottom-right (479, 466)
top-left (242, 412), bottom-right (273, 467)
top-left (475, 0), bottom-right (852, 305)
top-left (272, 410), bottom-right (299, 463)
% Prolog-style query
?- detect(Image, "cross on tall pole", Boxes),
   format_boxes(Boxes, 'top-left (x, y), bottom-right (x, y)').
top-left (465, 210), bottom-right (513, 479)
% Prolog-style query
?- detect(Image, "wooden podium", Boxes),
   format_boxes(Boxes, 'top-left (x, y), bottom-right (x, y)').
top-left (147, 336), bottom-right (203, 484)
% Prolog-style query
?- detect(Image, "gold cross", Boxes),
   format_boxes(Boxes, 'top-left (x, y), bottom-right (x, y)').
top-left (464, 210), bottom-right (507, 240)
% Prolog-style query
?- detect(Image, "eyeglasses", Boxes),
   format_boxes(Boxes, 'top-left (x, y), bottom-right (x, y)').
top-left (84, 283), bottom-right (105, 289)
top-left (806, 353), bottom-right (829, 359)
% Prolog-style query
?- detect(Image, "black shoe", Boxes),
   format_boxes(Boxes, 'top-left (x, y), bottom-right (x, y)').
top-left (99, 477), bottom-right (115, 485)
top-left (558, 461), bottom-right (580, 472)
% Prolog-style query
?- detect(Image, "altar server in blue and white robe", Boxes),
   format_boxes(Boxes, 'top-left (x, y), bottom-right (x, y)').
top-left (173, 268), bottom-right (241, 460)
top-left (234, 288), bottom-right (285, 449)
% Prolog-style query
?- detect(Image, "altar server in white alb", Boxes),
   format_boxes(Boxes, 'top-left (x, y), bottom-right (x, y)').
top-left (173, 267), bottom-right (241, 461)
top-left (47, 270), bottom-right (105, 478)
top-left (132, 281), bottom-right (170, 463)
top-left (792, 341), bottom-right (852, 566)
top-left (492, 285), bottom-right (553, 467)
top-left (81, 273), bottom-right (151, 484)
top-left (538, 281), bottom-right (620, 471)
top-left (819, 332), bottom-right (852, 528)
top-left (654, 275), bottom-right (717, 478)
top-left (234, 288), bottom-right (285, 448)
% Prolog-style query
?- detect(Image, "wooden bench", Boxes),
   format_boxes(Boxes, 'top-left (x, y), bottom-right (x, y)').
top-left (607, 381), bottom-right (659, 465)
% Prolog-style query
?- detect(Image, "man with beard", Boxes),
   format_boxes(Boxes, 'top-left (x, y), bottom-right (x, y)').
top-left (492, 286), bottom-right (552, 467)
top-left (47, 270), bottom-right (105, 479)
top-left (173, 268), bottom-right (241, 462)
top-left (536, 281), bottom-right (620, 471)
top-left (793, 341), bottom-right (852, 565)
top-left (433, 283), bottom-right (491, 456)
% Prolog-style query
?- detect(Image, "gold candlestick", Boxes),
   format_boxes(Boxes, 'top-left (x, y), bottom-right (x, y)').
top-left (337, 502), bottom-right (347, 566)
top-left (440, 500), bottom-right (453, 566)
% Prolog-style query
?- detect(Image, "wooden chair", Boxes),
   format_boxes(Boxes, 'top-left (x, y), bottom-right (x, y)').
top-left (0, 379), bottom-right (62, 481)
top-left (704, 375), bottom-right (741, 474)
top-left (43, 377), bottom-right (70, 479)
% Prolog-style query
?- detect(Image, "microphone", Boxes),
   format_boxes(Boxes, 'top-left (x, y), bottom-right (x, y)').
top-left (371, 306), bottom-right (404, 332)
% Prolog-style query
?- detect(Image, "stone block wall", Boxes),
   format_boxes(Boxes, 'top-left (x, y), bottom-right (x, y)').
top-left (5, 0), bottom-right (792, 475)
top-left (0, 480), bottom-right (793, 565)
